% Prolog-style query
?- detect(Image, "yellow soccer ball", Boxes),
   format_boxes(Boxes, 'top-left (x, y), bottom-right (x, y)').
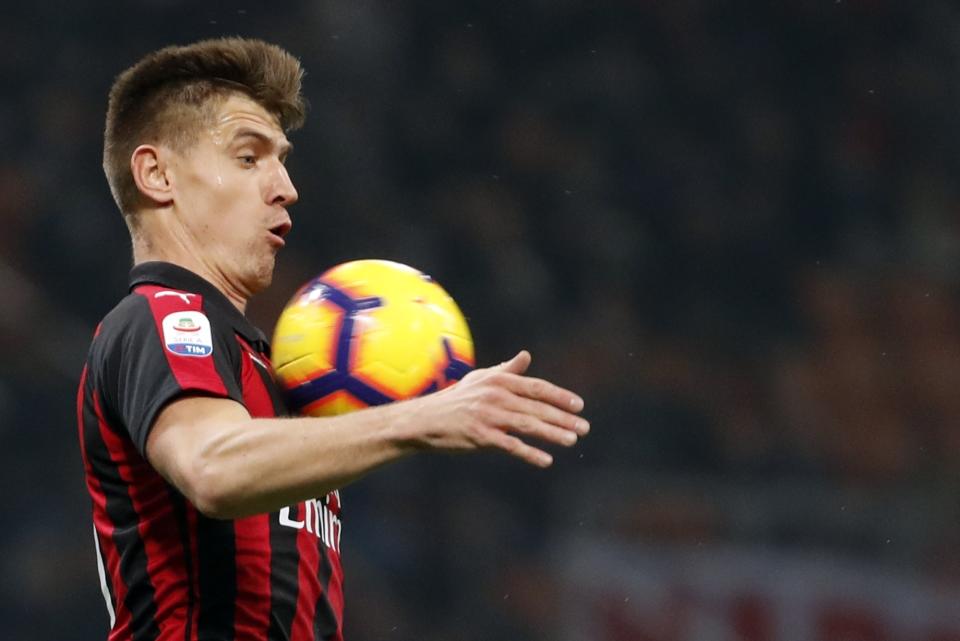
top-left (271, 260), bottom-right (475, 416)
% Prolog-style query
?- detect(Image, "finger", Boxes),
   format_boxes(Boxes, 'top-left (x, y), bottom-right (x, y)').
top-left (487, 429), bottom-right (553, 468)
top-left (499, 374), bottom-right (585, 413)
top-left (489, 407), bottom-right (579, 447)
top-left (503, 396), bottom-right (591, 436)
top-left (495, 350), bottom-right (531, 375)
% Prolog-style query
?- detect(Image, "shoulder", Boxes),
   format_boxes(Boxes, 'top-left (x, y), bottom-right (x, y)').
top-left (94, 285), bottom-right (223, 355)
top-left (95, 291), bottom-right (154, 347)
top-left (130, 284), bottom-right (206, 319)
top-left (96, 286), bottom-right (197, 334)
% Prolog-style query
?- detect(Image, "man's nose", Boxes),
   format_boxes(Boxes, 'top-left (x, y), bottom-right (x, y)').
top-left (269, 162), bottom-right (299, 207)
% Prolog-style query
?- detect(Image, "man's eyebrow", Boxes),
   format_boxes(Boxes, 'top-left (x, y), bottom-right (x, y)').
top-left (231, 128), bottom-right (293, 155)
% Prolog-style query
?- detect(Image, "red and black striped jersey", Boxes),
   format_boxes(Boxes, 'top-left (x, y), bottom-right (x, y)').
top-left (77, 261), bottom-right (344, 641)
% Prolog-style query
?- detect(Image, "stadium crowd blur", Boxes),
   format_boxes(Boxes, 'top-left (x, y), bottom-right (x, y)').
top-left (3, 1), bottom-right (960, 640)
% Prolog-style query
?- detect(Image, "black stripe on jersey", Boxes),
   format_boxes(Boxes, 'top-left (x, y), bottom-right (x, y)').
top-left (196, 516), bottom-right (237, 640)
top-left (206, 301), bottom-right (245, 403)
top-left (267, 507), bottom-right (300, 641)
top-left (314, 550), bottom-right (338, 640)
top-left (85, 388), bottom-right (161, 641)
top-left (166, 488), bottom-right (196, 641)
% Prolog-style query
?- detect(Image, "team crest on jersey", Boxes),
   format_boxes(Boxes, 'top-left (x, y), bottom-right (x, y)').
top-left (162, 311), bottom-right (213, 357)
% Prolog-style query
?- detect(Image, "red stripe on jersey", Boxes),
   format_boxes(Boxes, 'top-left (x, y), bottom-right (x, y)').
top-left (78, 366), bottom-right (132, 637)
top-left (290, 523), bottom-right (321, 641)
top-left (77, 365), bottom-right (91, 477)
top-left (233, 341), bottom-right (277, 638)
top-left (87, 409), bottom-right (134, 639)
top-left (184, 504), bottom-right (201, 641)
top-left (92, 391), bottom-right (192, 640)
top-left (97, 510), bottom-right (132, 641)
top-left (135, 285), bottom-right (227, 396)
top-left (327, 554), bottom-right (345, 640)
top-left (236, 337), bottom-right (276, 417)
top-left (233, 514), bottom-right (273, 639)
top-left (323, 488), bottom-right (345, 639)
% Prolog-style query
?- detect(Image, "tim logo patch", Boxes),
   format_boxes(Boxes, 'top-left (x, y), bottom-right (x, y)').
top-left (162, 311), bottom-right (214, 357)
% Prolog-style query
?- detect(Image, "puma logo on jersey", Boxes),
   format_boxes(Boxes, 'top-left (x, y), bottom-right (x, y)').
top-left (154, 291), bottom-right (196, 305)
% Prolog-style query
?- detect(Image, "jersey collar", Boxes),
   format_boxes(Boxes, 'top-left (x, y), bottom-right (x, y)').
top-left (128, 261), bottom-right (270, 352)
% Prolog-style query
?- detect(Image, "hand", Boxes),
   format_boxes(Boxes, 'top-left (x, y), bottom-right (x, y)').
top-left (406, 350), bottom-right (589, 467)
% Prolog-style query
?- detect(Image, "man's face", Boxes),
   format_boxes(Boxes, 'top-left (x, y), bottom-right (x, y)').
top-left (167, 93), bottom-right (297, 297)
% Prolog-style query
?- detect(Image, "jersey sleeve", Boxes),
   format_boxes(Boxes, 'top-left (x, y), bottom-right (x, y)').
top-left (98, 290), bottom-right (244, 456)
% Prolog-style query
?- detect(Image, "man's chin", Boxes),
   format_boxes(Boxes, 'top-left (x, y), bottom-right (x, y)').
top-left (243, 259), bottom-right (275, 297)
top-left (254, 270), bottom-right (275, 294)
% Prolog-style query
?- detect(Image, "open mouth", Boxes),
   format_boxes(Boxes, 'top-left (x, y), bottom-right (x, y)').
top-left (268, 220), bottom-right (293, 246)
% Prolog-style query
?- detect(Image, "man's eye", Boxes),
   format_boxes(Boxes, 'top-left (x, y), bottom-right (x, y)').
top-left (239, 155), bottom-right (257, 165)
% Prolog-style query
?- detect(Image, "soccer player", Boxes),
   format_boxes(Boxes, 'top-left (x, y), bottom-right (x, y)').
top-left (77, 37), bottom-right (588, 641)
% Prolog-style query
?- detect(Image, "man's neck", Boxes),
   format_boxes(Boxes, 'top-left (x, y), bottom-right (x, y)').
top-left (132, 241), bottom-right (248, 314)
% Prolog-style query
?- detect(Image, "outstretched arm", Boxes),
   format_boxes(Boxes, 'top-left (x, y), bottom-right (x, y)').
top-left (146, 350), bottom-right (588, 519)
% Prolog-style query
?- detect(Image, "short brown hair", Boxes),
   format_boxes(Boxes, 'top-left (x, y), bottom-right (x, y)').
top-left (103, 37), bottom-right (306, 215)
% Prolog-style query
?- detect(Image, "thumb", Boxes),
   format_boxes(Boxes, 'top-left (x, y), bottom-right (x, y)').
top-left (497, 350), bottom-right (532, 375)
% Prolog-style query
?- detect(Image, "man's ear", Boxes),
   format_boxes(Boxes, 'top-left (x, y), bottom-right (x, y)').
top-left (130, 145), bottom-right (173, 206)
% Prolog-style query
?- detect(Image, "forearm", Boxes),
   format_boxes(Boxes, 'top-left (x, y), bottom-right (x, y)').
top-left (157, 396), bottom-right (427, 519)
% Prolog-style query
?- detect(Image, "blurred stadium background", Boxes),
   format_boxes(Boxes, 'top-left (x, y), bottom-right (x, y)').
top-left (4, 1), bottom-right (960, 639)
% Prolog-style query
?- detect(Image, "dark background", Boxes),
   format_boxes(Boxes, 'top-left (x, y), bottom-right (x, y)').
top-left (3, 2), bottom-right (960, 640)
